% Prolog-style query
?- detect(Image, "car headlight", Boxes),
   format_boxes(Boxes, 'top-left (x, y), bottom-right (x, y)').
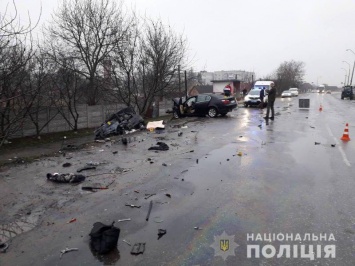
top-left (245, 95), bottom-right (250, 101)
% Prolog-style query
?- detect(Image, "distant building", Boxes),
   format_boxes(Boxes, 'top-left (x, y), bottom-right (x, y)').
top-left (211, 79), bottom-right (242, 99)
top-left (189, 85), bottom-right (214, 96)
top-left (198, 70), bottom-right (254, 85)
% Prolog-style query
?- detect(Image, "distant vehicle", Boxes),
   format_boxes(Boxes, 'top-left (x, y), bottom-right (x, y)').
top-left (289, 88), bottom-right (299, 97)
top-left (281, 90), bottom-right (293, 98)
top-left (326, 90), bottom-right (332, 94)
top-left (317, 85), bottom-right (325, 93)
top-left (253, 80), bottom-right (274, 91)
top-left (172, 93), bottom-right (237, 118)
top-left (244, 89), bottom-right (268, 108)
top-left (341, 86), bottom-right (354, 100)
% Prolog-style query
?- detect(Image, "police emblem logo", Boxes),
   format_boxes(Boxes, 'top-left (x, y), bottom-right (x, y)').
top-left (220, 239), bottom-right (229, 252)
top-left (210, 231), bottom-right (239, 261)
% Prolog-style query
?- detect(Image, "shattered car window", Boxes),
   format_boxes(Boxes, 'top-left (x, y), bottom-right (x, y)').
top-left (196, 95), bottom-right (211, 102)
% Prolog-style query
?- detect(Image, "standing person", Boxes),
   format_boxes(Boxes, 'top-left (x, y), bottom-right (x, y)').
top-left (264, 83), bottom-right (276, 120)
top-left (242, 88), bottom-right (247, 97)
top-left (258, 87), bottom-right (265, 109)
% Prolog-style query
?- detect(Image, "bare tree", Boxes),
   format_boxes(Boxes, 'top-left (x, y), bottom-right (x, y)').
top-left (50, 56), bottom-right (85, 131)
top-left (275, 60), bottom-right (305, 95)
top-left (107, 14), bottom-right (140, 106)
top-left (0, 1), bottom-right (40, 146)
top-left (21, 52), bottom-right (60, 138)
top-left (45, 0), bottom-right (133, 105)
top-left (132, 19), bottom-right (187, 115)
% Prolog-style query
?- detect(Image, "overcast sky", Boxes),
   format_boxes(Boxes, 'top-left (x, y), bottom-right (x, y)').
top-left (2, 0), bottom-right (355, 86)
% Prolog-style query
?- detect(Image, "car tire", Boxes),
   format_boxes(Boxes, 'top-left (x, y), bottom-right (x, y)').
top-left (341, 97), bottom-right (344, 100)
top-left (208, 107), bottom-right (218, 118)
top-left (173, 110), bottom-right (180, 119)
top-left (244, 103), bottom-right (248, 108)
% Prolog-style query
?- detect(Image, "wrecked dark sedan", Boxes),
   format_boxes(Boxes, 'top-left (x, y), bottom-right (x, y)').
top-left (172, 94), bottom-right (237, 118)
top-left (94, 107), bottom-right (145, 139)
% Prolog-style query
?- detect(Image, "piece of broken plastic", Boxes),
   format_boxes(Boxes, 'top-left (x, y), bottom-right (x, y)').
top-left (158, 229), bottom-right (167, 239)
top-left (131, 243), bottom-right (145, 255)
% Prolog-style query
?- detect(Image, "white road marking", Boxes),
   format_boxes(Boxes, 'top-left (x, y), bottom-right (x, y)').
top-left (326, 124), bottom-right (351, 167)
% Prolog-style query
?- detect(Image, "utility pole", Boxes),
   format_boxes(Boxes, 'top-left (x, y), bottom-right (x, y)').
top-left (178, 65), bottom-right (181, 95)
top-left (346, 49), bottom-right (355, 86)
top-left (185, 70), bottom-right (188, 99)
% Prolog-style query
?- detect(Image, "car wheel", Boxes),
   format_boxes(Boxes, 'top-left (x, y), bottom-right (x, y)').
top-left (341, 97), bottom-right (344, 100)
top-left (173, 110), bottom-right (180, 119)
top-left (208, 107), bottom-right (218, 118)
top-left (244, 103), bottom-right (248, 108)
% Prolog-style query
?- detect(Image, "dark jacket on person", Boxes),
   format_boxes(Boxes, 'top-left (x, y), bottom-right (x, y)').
top-left (267, 86), bottom-right (276, 102)
top-left (260, 89), bottom-right (265, 101)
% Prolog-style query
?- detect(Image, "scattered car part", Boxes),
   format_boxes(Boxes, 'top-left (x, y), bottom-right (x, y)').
top-left (148, 142), bottom-right (169, 151)
top-left (117, 219), bottom-right (131, 223)
top-left (125, 204), bottom-right (141, 208)
top-left (60, 248), bottom-right (78, 259)
top-left (131, 243), bottom-right (145, 255)
top-left (146, 120), bottom-right (165, 130)
top-left (82, 186), bottom-right (108, 191)
top-left (158, 229), bottom-right (167, 240)
top-left (77, 166), bottom-right (96, 173)
top-left (123, 239), bottom-right (132, 246)
top-left (144, 193), bottom-right (156, 200)
top-left (145, 200), bottom-right (153, 221)
top-left (154, 219), bottom-right (164, 223)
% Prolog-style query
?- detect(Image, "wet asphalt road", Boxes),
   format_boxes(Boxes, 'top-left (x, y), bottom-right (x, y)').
top-left (1, 92), bottom-right (355, 266)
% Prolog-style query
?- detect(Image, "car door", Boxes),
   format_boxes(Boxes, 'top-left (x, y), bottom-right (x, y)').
top-left (184, 96), bottom-right (197, 116)
top-left (194, 95), bottom-right (211, 115)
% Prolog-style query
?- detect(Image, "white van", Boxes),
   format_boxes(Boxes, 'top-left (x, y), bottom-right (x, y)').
top-left (244, 81), bottom-right (274, 108)
top-left (253, 81), bottom-right (274, 91)
top-left (251, 80), bottom-right (275, 104)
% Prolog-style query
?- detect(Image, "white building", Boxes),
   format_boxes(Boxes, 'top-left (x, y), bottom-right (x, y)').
top-left (199, 70), bottom-right (254, 85)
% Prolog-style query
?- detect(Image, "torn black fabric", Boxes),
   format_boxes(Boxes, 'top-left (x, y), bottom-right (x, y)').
top-left (148, 142), bottom-right (169, 151)
top-left (46, 173), bottom-right (86, 183)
